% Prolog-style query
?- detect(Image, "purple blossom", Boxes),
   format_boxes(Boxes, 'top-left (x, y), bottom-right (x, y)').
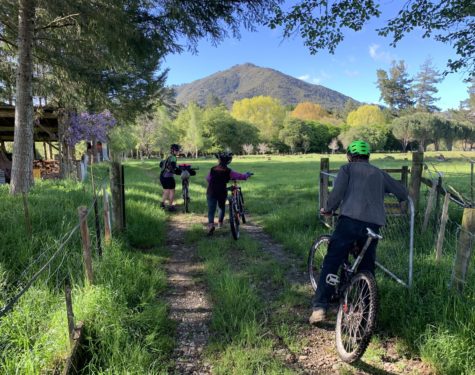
top-left (66, 110), bottom-right (117, 146)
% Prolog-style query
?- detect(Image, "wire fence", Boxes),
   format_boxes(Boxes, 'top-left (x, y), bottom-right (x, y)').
top-left (0, 171), bottom-right (111, 321)
top-left (419, 160), bottom-right (475, 290)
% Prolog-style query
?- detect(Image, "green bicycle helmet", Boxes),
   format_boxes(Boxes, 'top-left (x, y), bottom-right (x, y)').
top-left (347, 140), bottom-right (371, 156)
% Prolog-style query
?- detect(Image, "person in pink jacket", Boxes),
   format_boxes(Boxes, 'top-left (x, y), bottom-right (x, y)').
top-left (206, 152), bottom-right (252, 235)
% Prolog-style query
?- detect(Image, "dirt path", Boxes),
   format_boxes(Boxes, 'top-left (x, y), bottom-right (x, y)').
top-left (243, 220), bottom-right (434, 375)
top-left (165, 213), bottom-right (212, 375)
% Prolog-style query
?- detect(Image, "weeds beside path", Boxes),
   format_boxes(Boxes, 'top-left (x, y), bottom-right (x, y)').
top-left (165, 212), bottom-right (212, 374)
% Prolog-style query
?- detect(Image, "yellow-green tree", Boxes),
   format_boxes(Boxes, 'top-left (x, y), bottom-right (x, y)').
top-left (231, 96), bottom-right (286, 141)
top-left (290, 102), bottom-right (328, 121)
top-left (346, 105), bottom-right (386, 127)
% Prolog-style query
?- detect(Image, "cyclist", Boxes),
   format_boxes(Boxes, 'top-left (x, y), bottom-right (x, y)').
top-left (206, 151), bottom-right (252, 235)
top-left (310, 140), bottom-right (408, 324)
top-left (160, 144), bottom-right (180, 212)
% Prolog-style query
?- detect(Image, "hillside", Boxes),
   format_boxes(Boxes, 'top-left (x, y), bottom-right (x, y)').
top-left (172, 63), bottom-right (357, 111)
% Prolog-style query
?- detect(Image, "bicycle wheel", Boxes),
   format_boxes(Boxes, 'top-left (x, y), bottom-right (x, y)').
top-left (229, 198), bottom-right (240, 240)
top-left (335, 271), bottom-right (378, 363)
top-left (238, 190), bottom-right (246, 224)
top-left (182, 183), bottom-right (189, 213)
top-left (308, 235), bottom-right (331, 291)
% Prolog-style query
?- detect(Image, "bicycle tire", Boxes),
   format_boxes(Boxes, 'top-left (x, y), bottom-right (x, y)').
top-left (238, 190), bottom-right (246, 224)
top-left (308, 235), bottom-right (331, 292)
top-left (182, 183), bottom-right (189, 213)
top-left (229, 198), bottom-right (240, 240)
top-left (335, 271), bottom-right (378, 363)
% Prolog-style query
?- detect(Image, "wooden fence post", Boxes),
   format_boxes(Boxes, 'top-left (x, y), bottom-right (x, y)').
top-left (319, 158), bottom-right (329, 211)
top-left (435, 176), bottom-right (443, 212)
top-left (103, 187), bottom-right (111, 244)
top-left (409, 152), bottom-right (424, 214)
top-left (78, 206), bottom-right (93, 284)
top-left (401, 165), bottom-right (409, 188)
top-left (451, 207), bottom-right (475, 292)
top-left (120, 164), bottom-right (126, 229)
top-left (64, 277), bottom-right (75, 347)
top-left (110, 162), bottom-right (124, 232)
top-left (93, 197), bottom-right (102, 257)
top-left (435, 193), bottom-right (450, 262)
top-left (422, 178), bottom-right (438, 231)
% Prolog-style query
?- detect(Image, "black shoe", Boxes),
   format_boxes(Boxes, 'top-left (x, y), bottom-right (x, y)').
top-left (168, 205), bottom-right (176, 212)
top-left (207, 225), bottom-right (215, 236)
top-left (160, 202), bottom-right (166, 209)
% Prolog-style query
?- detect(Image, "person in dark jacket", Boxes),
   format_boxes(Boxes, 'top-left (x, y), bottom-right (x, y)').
top-left (160, 144), bottom-right (180, 211)
top-left (309, 140), bottom-right (408, 324)
top-left (206, 152), bottom-right (252, 235)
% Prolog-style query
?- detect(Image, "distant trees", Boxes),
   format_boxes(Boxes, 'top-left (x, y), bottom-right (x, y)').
top-left (346, 105), bottom-right (386, 127)
top-left (231, 96), bottom-right (286, 142)
top-left (376, 61), bottom-right (413, 113)
top-left (413, 59), bottom-right (443, 113)
top-left (290, 102), bottom-right (328, 121)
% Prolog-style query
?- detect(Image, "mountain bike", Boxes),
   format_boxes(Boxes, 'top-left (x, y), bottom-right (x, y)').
top-left (178, 164), bottom-right (198, 213)
top-left (227, 174), bottom-right (252, 240)
top-left (308, 224), bottom-right (382, 363)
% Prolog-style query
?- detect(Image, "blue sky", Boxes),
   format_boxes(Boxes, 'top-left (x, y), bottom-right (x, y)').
top-left (163, 3), bottom-right (471, 111)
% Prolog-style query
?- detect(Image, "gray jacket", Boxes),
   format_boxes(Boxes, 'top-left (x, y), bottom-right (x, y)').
top-left (325, 161), bottom-right (408, 226)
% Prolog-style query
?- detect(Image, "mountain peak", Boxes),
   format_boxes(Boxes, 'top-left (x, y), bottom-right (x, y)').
top-left (173, 64), bottom-right (356, 110)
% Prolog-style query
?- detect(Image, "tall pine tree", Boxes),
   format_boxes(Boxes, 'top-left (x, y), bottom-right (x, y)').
top-left (413, 58), bottom-right (443, 112)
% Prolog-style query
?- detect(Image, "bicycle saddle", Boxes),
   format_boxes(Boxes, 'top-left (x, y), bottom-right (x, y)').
top-left (366, 227), bottom-right (383, 240)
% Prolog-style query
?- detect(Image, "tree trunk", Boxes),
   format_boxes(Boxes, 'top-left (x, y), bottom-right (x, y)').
top-left (10, 0), bottom-right (35, 194)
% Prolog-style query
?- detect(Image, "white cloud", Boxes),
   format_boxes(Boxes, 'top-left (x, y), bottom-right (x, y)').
top-left (369, 43), bottom-right (396, 63)
top-left (298, 71), bottom-right (331, 85)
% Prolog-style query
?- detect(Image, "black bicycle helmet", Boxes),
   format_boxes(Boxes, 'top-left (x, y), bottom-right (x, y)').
top-left (170, 144), bottom-right (181, 152)
top-left (216, 151), bottom-right (233, 165)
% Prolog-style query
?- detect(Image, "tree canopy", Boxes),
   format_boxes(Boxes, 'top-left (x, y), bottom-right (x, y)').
top-left (268, 0), bottom-right (475, 76)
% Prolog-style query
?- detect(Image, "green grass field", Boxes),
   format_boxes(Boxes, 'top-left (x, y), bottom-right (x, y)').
top-left (1, 151), bottom-right (474, 374)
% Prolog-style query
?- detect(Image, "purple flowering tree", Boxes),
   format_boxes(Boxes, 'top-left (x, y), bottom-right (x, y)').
top-left (66, 110), bottom-right (117, 146)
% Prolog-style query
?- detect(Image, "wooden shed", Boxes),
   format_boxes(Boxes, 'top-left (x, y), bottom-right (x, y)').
top-left (0, 105), bottom-right (65, 181)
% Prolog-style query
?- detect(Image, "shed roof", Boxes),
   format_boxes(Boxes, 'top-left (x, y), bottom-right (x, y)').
top-left (0, 105), bottom-right (59, 142)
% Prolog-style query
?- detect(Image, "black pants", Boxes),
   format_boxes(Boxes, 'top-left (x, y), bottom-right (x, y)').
top-left (312, 216), bottom-right (380, 309)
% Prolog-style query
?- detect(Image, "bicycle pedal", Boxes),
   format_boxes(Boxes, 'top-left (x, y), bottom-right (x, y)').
top-left (326, 274), bottom-right (340, 286)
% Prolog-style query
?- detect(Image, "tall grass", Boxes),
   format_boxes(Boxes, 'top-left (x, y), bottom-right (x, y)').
top-left (178, 151), bottom-right (475, 374)
top-left (0, 161), bottom-right (174, 373)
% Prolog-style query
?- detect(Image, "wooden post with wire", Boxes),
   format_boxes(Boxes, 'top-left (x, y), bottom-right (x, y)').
top-left (422, 178), bottom-right (438, 231)
top-left (110, 161), bottom-right (124, 232)
top-left (451, 207), bottom-right (475, 292)
top-left (319, 158), bottom-right (329, 211)
top-left (435, 193), bottom-right (450, 262)
top-left (409, 152), bottom-right (424, 214)
top-left (62, 254), bottom-right (85, 374)
top-left (64, 277), bottom-right (75, 347)
top-left (103, 187), bottom-right (111, 243)
top-left (78, 206), bottom-right (93, 284)
top-left (401, 165), bottom-right (409, 188)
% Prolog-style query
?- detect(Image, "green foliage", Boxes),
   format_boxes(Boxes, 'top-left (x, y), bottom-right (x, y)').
top-left (202, 105), bottom-right (259, 154)
top-left (346, 104), bottom-right (387, 127)
top-left (376, 61), bottom-right (414, 113)
top-left (339, 124), bottom-right (389, 150)
top-left (413, 58), bottom-right (443, 113)
top-left (268, 1), bottom-right (475, 76)
top-left (231, 96), bottom-right (286, 142)
top-left (174, 102), bottom-right (205, 157)
top-left (0, 163), bottom-right (173, 373)
top-left (279, 117), bottom-right (339, 153)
